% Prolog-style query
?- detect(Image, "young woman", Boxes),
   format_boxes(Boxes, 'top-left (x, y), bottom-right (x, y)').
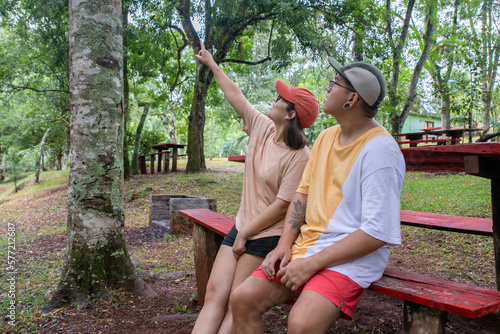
top-left (191, 43), bottom-right (319, 334)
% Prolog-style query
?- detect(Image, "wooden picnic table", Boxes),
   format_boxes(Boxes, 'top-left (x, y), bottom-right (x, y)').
top-left (394, 128), bottom-right (482, 147)
top-left (151, 143), bottom-right (186, 173)
top-left (139, 143), bottom-right (186, 174)
top-left (403, 143), bottom-right (500, 290)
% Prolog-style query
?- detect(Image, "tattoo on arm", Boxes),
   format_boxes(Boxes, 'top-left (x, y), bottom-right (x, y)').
top-left (288, 199), bottom-right (306, 230)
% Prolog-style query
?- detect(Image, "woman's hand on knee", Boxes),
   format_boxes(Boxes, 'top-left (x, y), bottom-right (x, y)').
top-left (232, 233), bottom-right (247, 259)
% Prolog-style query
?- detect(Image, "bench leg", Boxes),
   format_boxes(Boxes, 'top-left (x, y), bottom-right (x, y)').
top-left (163, 152), bottom-right (170, 173)
top-left (172, 149), bottom-right (178, 172)
top-left (157, 152), bottom-right (162, 172)
top-left (139, 156), bottom-right (146, 174)
top-left (403, 301), bottom-right (446, 334)
top-left (193, 224), bottom-right (224, 306)
top-left (150, 155), bottom-right (155, 174)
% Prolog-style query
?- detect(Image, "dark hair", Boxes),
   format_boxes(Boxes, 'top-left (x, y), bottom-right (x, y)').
top-left (285, 106), bottom-right (307, 149)
top-left (359, 98), bottom-right (377, 118)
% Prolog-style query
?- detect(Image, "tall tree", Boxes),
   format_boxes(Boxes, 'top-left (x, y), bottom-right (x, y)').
top-left (424, 0), bottom-right (461, 130)
top-left (170, 0), bottom-right (325, 172)
top-left (35, 128), bottom-right (50, 183)
top-left (44, 0), bottom-right (156, 314)
top-left (387, 0), bottom-right (436, 134)
top-left (131, 102), bottom-right (150, 175)
top-left (385, 0), bottom-right (415, 133)
top-left (396, 1), bottom-right (436, 133)
top-left (478, 0), bottom-right (500, 136)
top-left (122, 2), bottom-right (132, 180)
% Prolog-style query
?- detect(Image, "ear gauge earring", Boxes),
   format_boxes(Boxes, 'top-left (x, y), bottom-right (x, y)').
top-left (343, 103), bottom-right (351, 110)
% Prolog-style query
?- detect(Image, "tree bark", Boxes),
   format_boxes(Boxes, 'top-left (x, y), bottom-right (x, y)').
top-left (186, 65), bottom-right (211, 172)
top-left (35, 128), bottom-right (51, 183)
top-left (131, 103), bottom-right (150, 176)
top-left (44, 0), bottom-right (156, 315)
top-left (122, 4), bottom-right (131, 180)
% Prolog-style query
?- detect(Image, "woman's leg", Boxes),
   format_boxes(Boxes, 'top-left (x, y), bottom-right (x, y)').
top-left (217, 253), bottom-right (264, 334)
top-left (191, 245), bottom-right (238, 334)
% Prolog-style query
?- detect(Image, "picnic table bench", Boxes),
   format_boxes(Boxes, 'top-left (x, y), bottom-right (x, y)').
top-left (180, 207), bottom-right (500, 333)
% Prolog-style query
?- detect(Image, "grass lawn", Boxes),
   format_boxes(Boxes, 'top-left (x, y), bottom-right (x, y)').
top-left (0, 159), bottom-right (495, 333)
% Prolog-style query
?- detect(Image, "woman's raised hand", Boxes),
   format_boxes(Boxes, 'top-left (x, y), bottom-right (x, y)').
top-left (195, 42), bottom-right (215, 67)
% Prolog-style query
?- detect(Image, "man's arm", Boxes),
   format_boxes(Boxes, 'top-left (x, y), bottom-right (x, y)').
top-left (261, 192), bottom-right (308, 279)
top-left (277, 229), bottom-right (386, 291)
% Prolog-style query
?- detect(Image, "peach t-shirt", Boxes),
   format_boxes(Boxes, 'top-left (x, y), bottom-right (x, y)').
top-left (234, 101), bottom-right (310, 239)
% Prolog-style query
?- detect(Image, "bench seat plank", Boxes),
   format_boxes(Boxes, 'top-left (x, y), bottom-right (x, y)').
top-left (400, 210), bottom-right (493, 236)
top-left (370, 268), bottom-right (500, 318)
top-left (179, 208), bottom-right (234, 236)
top-left (398, 138), bottom-right (460, 145)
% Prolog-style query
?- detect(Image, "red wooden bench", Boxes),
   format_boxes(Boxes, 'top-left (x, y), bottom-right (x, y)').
top-left (400, 210), bottom-right (492, 236)
top-left (180, 208), bottom-right (500, 333)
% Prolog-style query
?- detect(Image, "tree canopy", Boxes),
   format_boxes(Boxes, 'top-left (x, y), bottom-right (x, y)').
top-left (0, 0), bottom-right (499, 177)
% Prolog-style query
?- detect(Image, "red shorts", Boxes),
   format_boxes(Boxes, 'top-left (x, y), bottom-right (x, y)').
top-left (252, 265), bottom-right (363, 320)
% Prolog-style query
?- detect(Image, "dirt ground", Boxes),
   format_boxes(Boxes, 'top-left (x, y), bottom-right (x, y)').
top-left (32, 224), bottom-right (499, 334)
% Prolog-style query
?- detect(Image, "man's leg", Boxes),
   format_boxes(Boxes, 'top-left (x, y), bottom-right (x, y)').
top-left (230, 275), bottom-right (296, 334)
top-left (286, 270), bottom-right (364, 334)
top-left (217, 253), bottom-right (265, 334)
top-left (192, 245), bottom-right (237, 334)
top-left (287, 290), bottom-right (341, 334)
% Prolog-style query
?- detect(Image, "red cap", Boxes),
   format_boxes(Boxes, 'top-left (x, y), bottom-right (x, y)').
top-left (275, 80), bottom-right (319, 128)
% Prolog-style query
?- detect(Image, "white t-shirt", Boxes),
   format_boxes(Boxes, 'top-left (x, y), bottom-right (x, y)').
top-left (293, 125), bottom-right (405, 288)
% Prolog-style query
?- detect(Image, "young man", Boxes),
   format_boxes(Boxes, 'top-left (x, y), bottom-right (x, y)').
top-left (229, 57), bottom-right (406, 334)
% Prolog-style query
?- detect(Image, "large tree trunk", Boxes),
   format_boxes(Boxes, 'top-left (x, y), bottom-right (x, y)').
top-left (131, 103), bottom-right (150, 175)
top-left (35, 128), bottom-right (51, 184)
top-left (185, 56), bottom-right (212, 172)
top-left (122, 4), bottom-right (131, 180)
top-left (44, 0), bottom-right (156, 315)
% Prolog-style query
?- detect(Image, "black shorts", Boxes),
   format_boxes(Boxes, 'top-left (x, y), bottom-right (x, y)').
top-left (221, 225), bottom-right (280, 258)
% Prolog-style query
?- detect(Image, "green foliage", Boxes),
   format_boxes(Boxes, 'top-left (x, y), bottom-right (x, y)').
top-left (0, 0), bottom-right (69, 169)
top-left (5, 148), bottom-right (23, 192)
top-left (138, 130), bottom-right (167, 155)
